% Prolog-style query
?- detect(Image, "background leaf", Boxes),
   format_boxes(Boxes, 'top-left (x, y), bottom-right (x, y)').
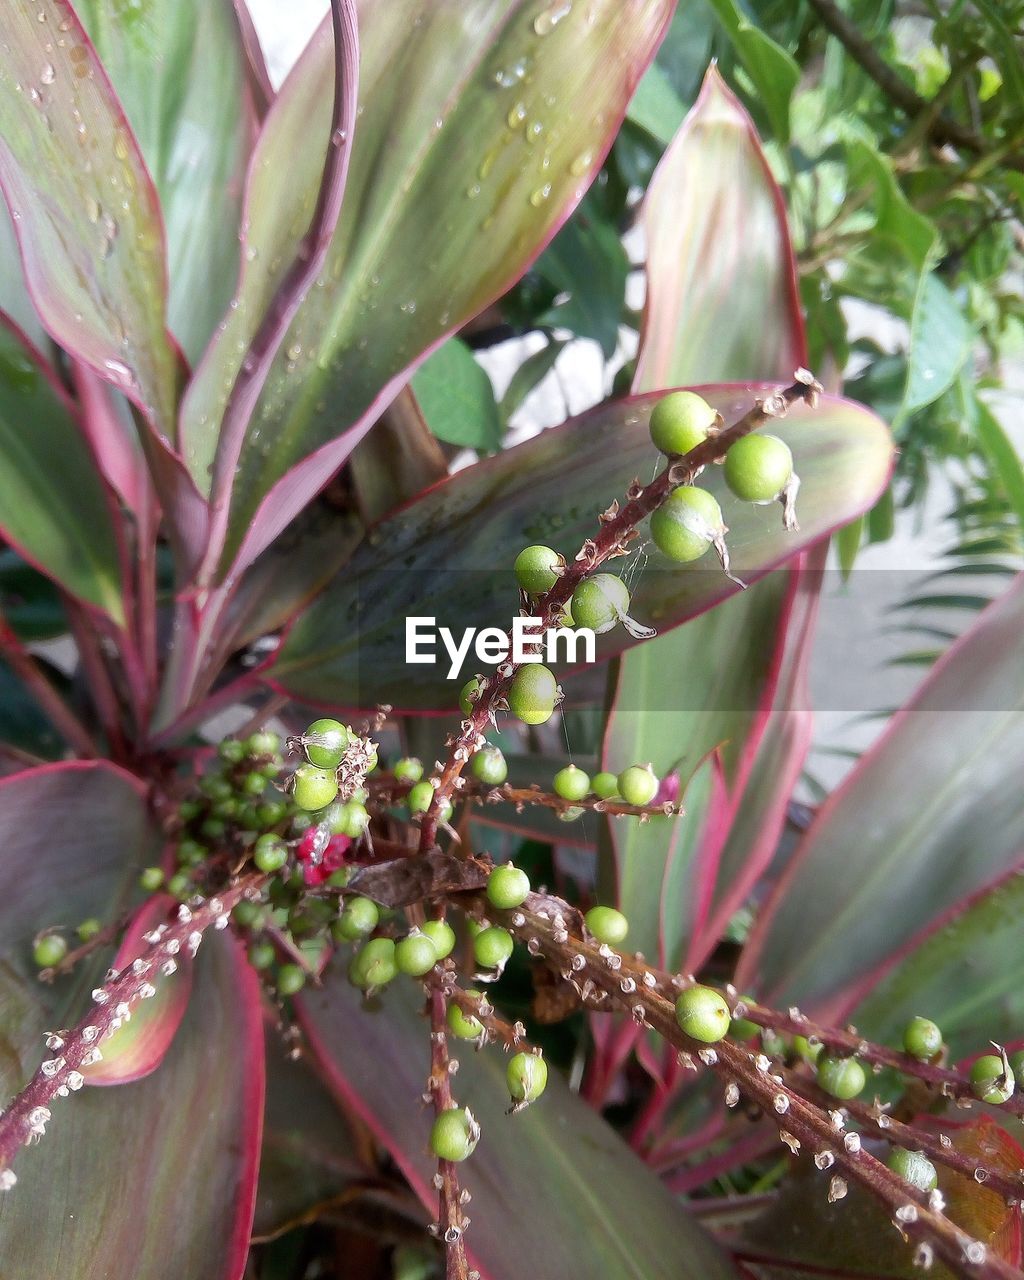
top-left (703, 0), bottom-right (799, 143)
top-left (412, 339), bottom-right (502, 452)
top-left (900, 273), bottom-right (972, 421)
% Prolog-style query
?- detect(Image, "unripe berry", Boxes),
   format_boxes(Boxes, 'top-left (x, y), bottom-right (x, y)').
top-left (253, 833), bottom-right (288, 874)
top-left (393, 757), bottom-right (424, 784)
top-left (176, 838), bottom-right (207, 867)
top-left (430, 1107), bottom-right (480, 1162)
top-left (459, 677), bottom-right (482, 717)
top-left (248, 730), bottom-right (281, 756)
top-left (887, 1147), bottom-right (938, 1192)
top-left (218, 738), bottom-right (246, 764)
top-left (1010, 1049), bottom-right (1024, 1087)
top-left (793, 1035), bottom-right (823, 1065)
top-left (729, 997), bottom-right (760, 1042)
top-left (816, 1053), bottom-right (867, 1100)
top-left (723, 433), bottom-right (793, 502)
top-left (256, 799), bottom-right (289, 827)
top-left (448, 998), bottom-right (484, 1039)
top-left (241, 771), bottom-right (267, 797)
top-left (201, 774), bottom-right (233, 802)
top-left (406, 780), bottom-right (453, 824)
top-left (139, 866), bottom-right (164, 892)
top-left (333, 896), bottom-right (379, 941)
top-left (591, 771), bottom-right (619, 799)
top-left (302, 718), bottom-right (349, 769)
top-left (584, 905), bottom-right (628, 946)
top-left (33, 933), bottom-right (67, 968)
top-left (514, 544), bottom-right (561, 596)
top-left (277, 963), bottom-right (306, 996)
top-left (76, 918), bottom-right (102, 942)
top-left (617, 763), bottom-right (659, 807)
top-left (167, 871), bottom-right (191, 899)
top-left (421, 920), bottom-right (456, 960)
top-left (292, 764), bottom-right (338, 812)
top-left (199, 816), bottom-right (227, 841)
top-left (970, 1053), bottom-right (1014, 1104)
top-left (474, 925), bottom-right (514, 970)
top-left (177, 799), bottom-right (202, 823)
top-left (903, 1016), bottom-right (943, 1061)
top-left (247, 940), bottom-right (276, 970)
top-left (349, 937), bottom-right (398, 990)
top-left (472, 746), bottom-right (508, 786)
top-left (651, 486), bottom-right (724, 563)
top-left (334, 801), bottom-right (370, 839)
top-left (675, 985), bottom-right (731, 1043)
top-left (648, 390), bottom-right (716, 456)
top-left (553, 764), bottom-right (590, 801)
top-left (395, 929), bottom-right (439, 976)
top-left (507, 1051), bottom-right (548, 1103)
top-left (570, 574), bottom-right (630, 635)
top-left (487, 863), bottom-right (530, 910)
top-left (508, 664), bottom-right (558, 725)
top-left (232, 900), bottom-right (264, 928)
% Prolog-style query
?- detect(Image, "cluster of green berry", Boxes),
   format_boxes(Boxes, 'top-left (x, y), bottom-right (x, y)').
top-left (430, 1049), bottom-right (548, 1162)
top-left (551, 761), bottom-right (660, 808)
top-left (288, 717), bottom-right (378, 813)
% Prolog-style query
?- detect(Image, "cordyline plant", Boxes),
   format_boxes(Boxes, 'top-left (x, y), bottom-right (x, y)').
top-left (0, 3), bottom-right (1022, 1279)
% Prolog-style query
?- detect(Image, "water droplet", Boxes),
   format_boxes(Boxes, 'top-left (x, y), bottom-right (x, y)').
top-left (525, 120), bottom-right (544, 145)
top-left (103, 358), bottom-right (132, 384)
top-left (466, 183), bottom-right (481, 199)
top-left (113, 130), bottom-right (129, 161)
top-left (244, 245), bottom-right (258, 263)
top-left (570, 148), bottom-right (594, 176)
top-left (492, 56), bottom-right (530, 88)
top-left (507, 101), bottom-right (527, 129)
top-left (40, 63), bottom-right (55, 85)
top-left (534, 2), bottom-right (572, 36)
top-left (529, 183), bottom-right (552, 207)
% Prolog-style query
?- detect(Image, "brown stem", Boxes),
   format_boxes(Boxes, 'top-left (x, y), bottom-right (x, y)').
top-left (418, 375), bottom-right (821, 851)
top-left (427, 983), bottom-right (471, 1280)
top-left (0, 612), bottom-right (98, 758)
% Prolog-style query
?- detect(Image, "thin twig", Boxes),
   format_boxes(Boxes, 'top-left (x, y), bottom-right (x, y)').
top-left (426, 982), bottom-right (471, 1280)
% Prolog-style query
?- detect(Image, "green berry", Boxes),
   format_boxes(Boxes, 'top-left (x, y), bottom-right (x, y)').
top-left (617, 764), bottom-right (659, 807)
top-left (459, 677), bottom-right (482, 717)
top-left (651, 486), bottom-right (724, 563)
top-left (723, 433), bottom-right (793, 503)
top-left (349, 937), bottom-right (398, 990)
top-left (970, 1053), bottom-right (1014, 1104)
top-left (675, 985), bottom-right (731, 1043)
top-left (421, 920), bottom-right (456, 960)
top-left (729, 997), bottom-right (760, 1041)
top-left (248, 730), bottom-right (281, 756)
top-left (302, 718), bottom-right (349, 769)
top-left (241, 771), bottom-right (267, 797)
top-left (487, 863), bottom-right (530, 910)
top-left (887, 1147), bottom-right (938, 1192)
top-left (76, 918), bottom-right (102, 942)
top-left (395, 930), bottom-right (439, 976)
top-left (1010, 1049), bottom-right (1024, 1087)
top-left (167, 871), bottom-right (192, 899)
top-left (514, 544), bottom-right (561, 596)
top-left (570, 574), bottom-right (630, 635)
top-left (406, 780), bottom-right (453, 824)
top-left (139, 866), bottom-right (164, 892)
top-left (762, 1028), bottom-right (788, 1059)
top-left (558, 806), bottom-right (584, 822)
top-left (430, 1107), bottom-right (479, 1162)
top-left (277, 963), bottom-right (306, 996)
top-left (218, 738), bottom-right (246, 764)
top-left (394, 757), bottom-right (424, 784)
top-left (253, 833), bottom-right (288, 874)
top-left (213, 797), bottom-right (240, 821)
top-left (256, 799), bottom-right (288, 828)
top-left (903, 1016), bottom-right (943, 1062)
top-left (333, 896), bottom-right (379, 941)
top-left (591, 771), bottom-right (619, 800)
top-left (553, 764), bottom-right (590, 801)
top-left (32, 934), bottom-right (67, 969)
top-left (292, 764), bottom-right (339, 812)
top-left (474, 925), bottom-right (514, 970)
top-left (584, 905), bottom-right (629, 946)
top-left (200, 774), bottom-right (233, 802)
top-left (177, 799), bottom-right (202, 823)
top-left (507, 1051), bottom-right (548, 1103)
top-left (793, 1035), bottom-right (823, 1065)
top-left (199, 817), bottom-right (227, 841)
top-left (448, 998), bottom-right (484, 1039)
top-left (816, 1054), bottom-right (867, 1100)
top-left (232, 900), bottom-right (264, 928)
top-left (508, 664), bottom-right (558, 726)
top-left (176, 838), bottom-right (207, 868)
top-left (649, 390), bottom-right (716, 456)
top-left (335, 801), bottom-right (371, 839)
top-left (471, 746), bottom-right (508, 786)
top-left (248, 940), bottom-right (276, 971)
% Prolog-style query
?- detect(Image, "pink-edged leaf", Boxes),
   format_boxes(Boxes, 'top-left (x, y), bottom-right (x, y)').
top-left (297, 970), bottom-right (740, 1280)
top-left (850, 864), bottom-right (1024, 1063)
top-left (0, 0), bottom-right (177, 433)
top-left (0, 930), bottom-right (264, 1280)
top-left (83, 897), bottom-right (193, 1086)
top-left (739, 572), bottom-right (1024, 1013)
top-left (634, 65), bottom-right (805, 389)
top-left (74, 0), bottom-right (255, 365)
top-left (0, 763), bottom-right (157, 1102)
top-left (271, 385), bottom-right (892, 711)
top-left (69, 361), bottom-right (153, 519)
top-left (0, 319), bottom-right (126, 625)
top-left (181, 0), bottom-right (676, 580)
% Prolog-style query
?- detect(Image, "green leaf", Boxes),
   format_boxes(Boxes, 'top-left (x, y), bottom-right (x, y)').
top-left (0, 550), bottom-right (66, 642)
top-left (974, 399), bottom-right (1024, 534)
top-left (271, 387), bottom-right (893, 710)
top-left (740, 575), bottom-right (1024, 1011)
top-left (843, 139), bottom-right (937, 272)
top-left (180, 0), bottom-right (675, 577)
top-left (0, 323), bottom-right (126, 624)
top-left (900, 273), bottom-right (972, 420)
top-left (498, 336), bottom-right (567, 426)
top-left (73, 0), bottom-right (253, 364)
top-left (536, 204), bottom-right (630, 358)
top-left (0, 0), bottom-right (176, 433)
top-left (412, 338), bottom-right (501, 452)
top-left (835, 514), bottom-right (864, 579)
top-left (298, 973), bottom-right (740, 1280)
top-left (703, 0), bottom-right (799, 143)
top-left (627, 60), bottom-right (687, 145)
